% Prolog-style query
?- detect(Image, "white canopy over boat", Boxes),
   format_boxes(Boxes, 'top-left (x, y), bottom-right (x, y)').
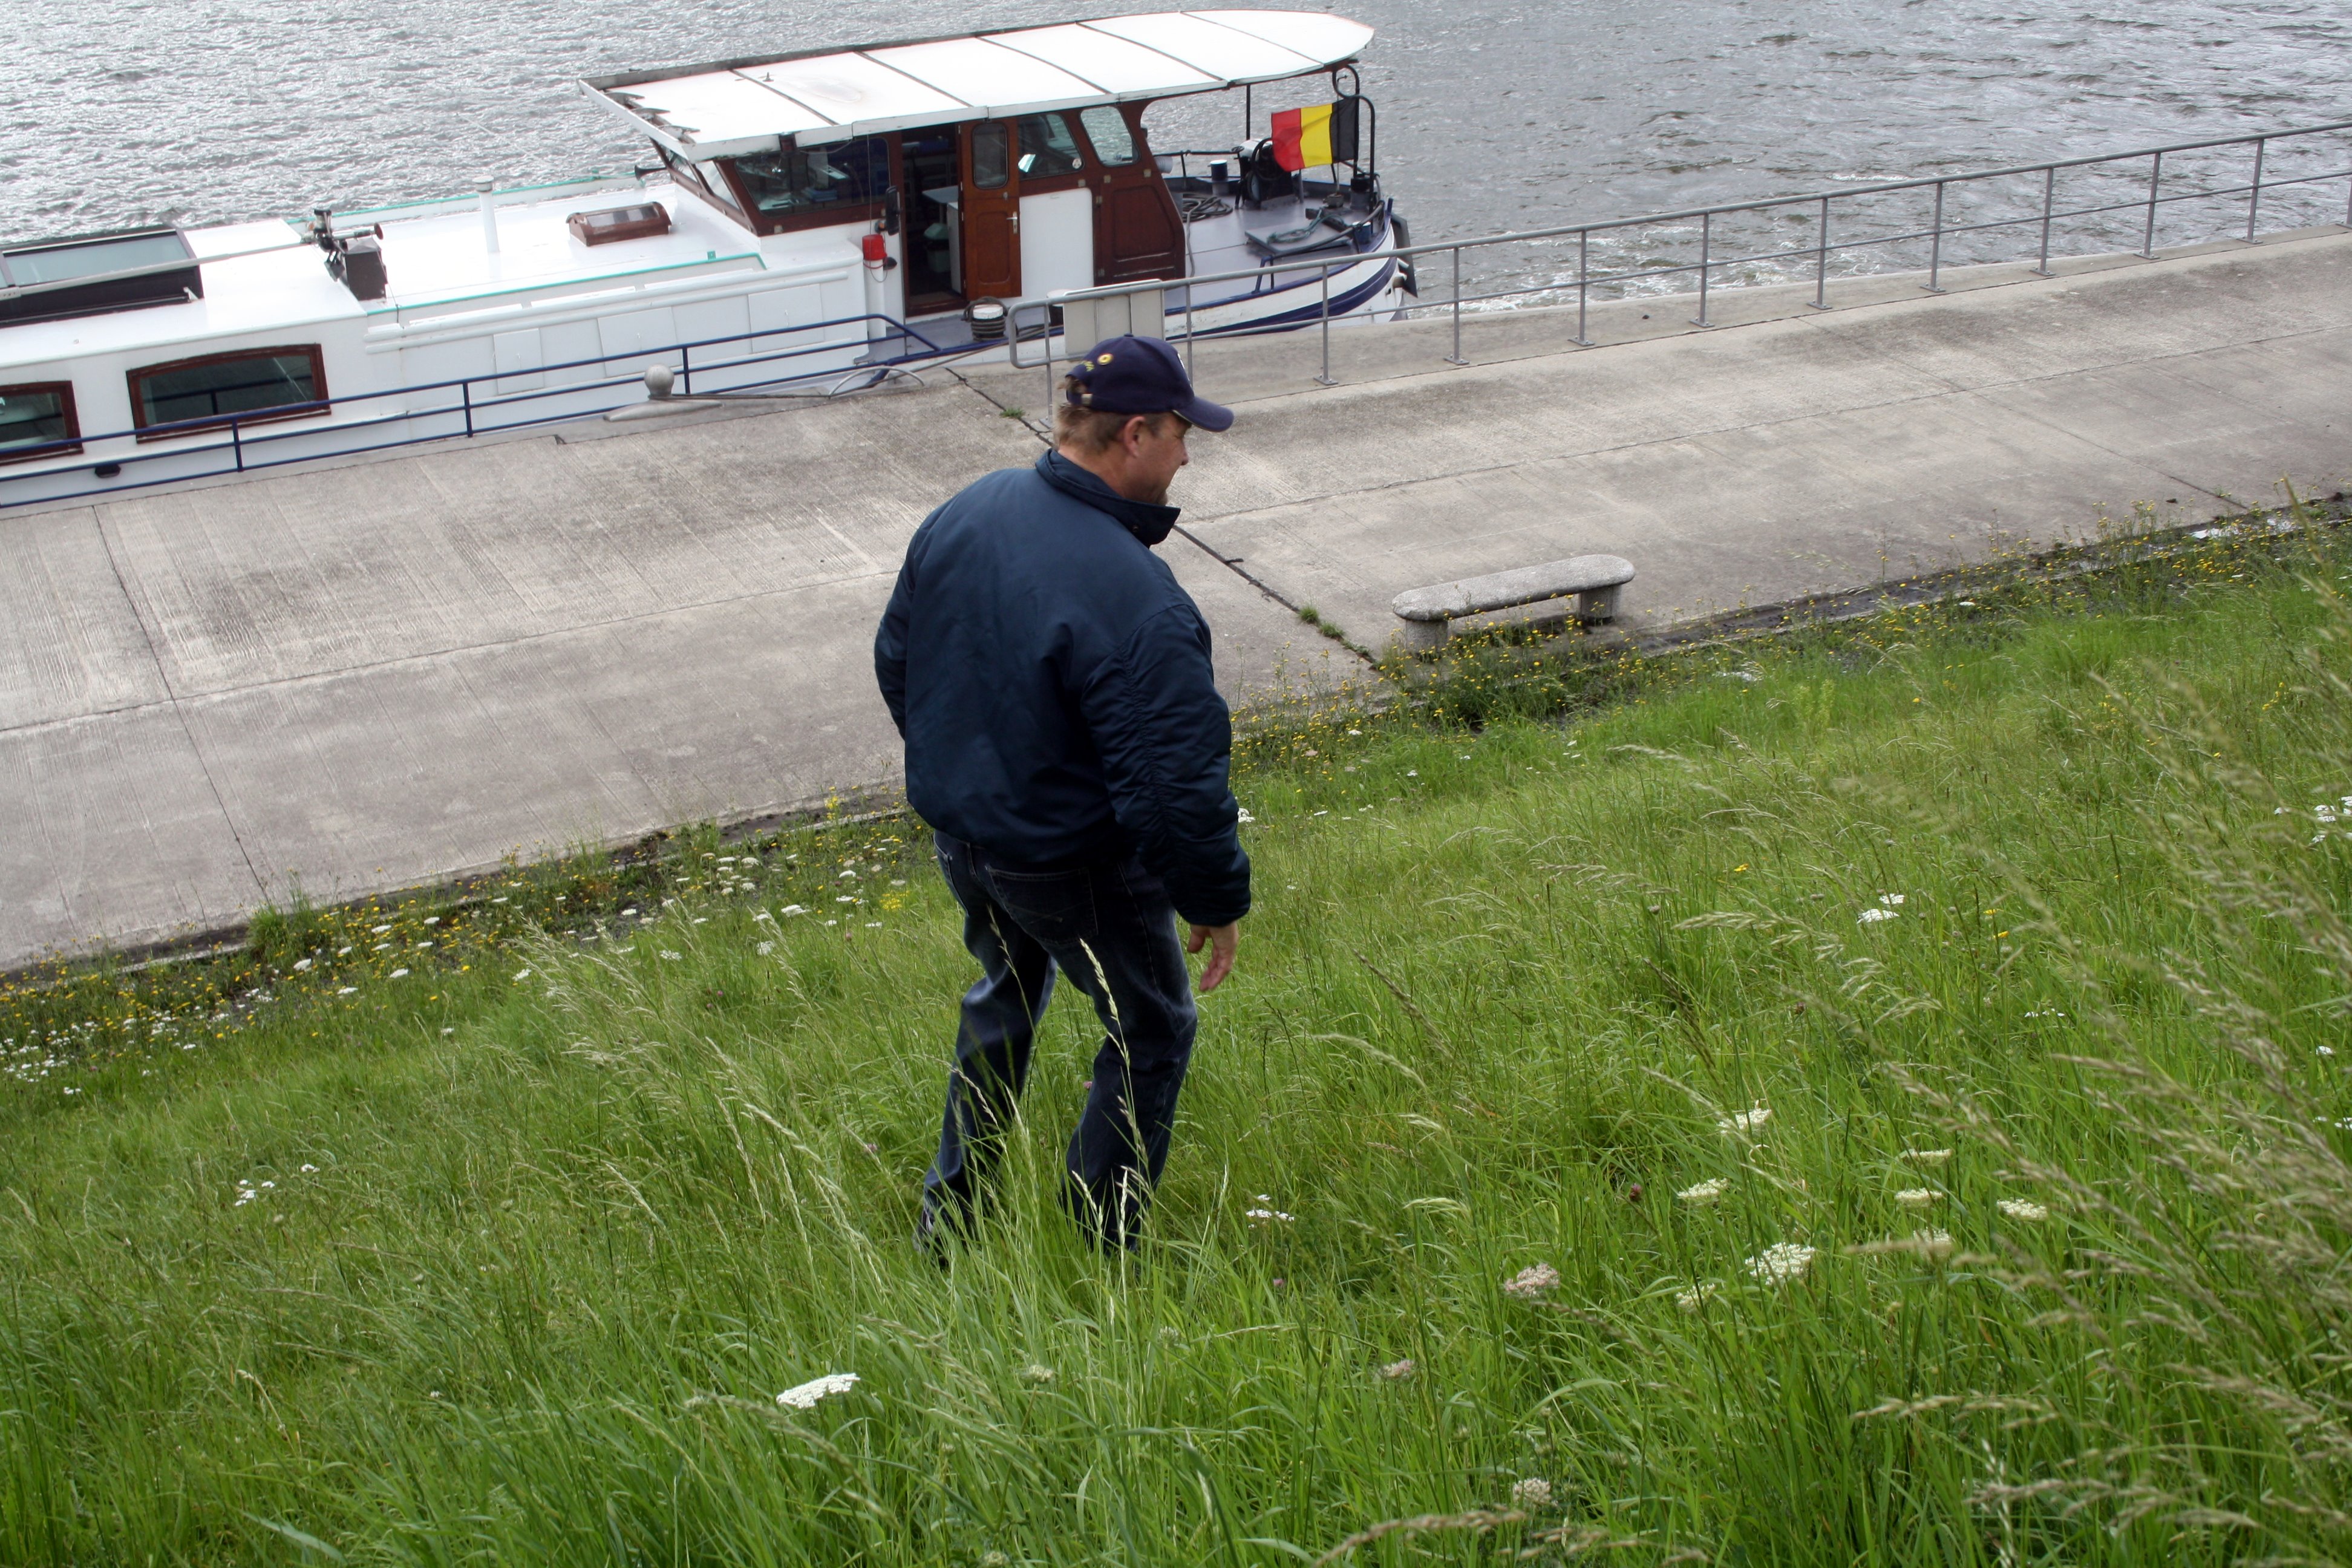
top-left (584, 10), bottom-right (1376, 159)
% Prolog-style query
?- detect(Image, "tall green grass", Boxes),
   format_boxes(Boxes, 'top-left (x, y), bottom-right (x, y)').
top-left (9, 520), bottom-right (2352, 1565)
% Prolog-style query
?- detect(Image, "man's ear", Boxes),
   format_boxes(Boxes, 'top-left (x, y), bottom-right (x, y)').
top-left (1119, 414), bottom-right (1152, 455)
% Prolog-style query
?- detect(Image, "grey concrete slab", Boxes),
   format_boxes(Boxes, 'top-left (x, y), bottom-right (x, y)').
top-left (1967, 338), bottom-right (2352, 514)
top-left (0, 507), bottom-right (171, 730)
top-left (93, 381), bottom-right (1036, 699)
top-left (0, 705), bottom-right (260, 962)
top-left (1161, 532), bottom-right (1373, 712)
top-left (180, 577), bottom-right (907, 906)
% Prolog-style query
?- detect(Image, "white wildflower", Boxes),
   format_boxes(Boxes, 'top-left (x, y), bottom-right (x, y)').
top-left (512, 969), bottom-right (531, 981)
top-left (1998, 1198), bottom-right (2050, 1223)
top-left (1894, 1189), bottom-right (1940, 1208)
top-left (1502, 1263), bottom-right (1561, 1299)
top-left (1020, 1363), bottom-right (1055, 1384)
top-left (336, 986), bottom-right (357, 996)
top-left (371, 924), bottom-right (391, 935)
top-left (1244, 1207), bottom-right (1295, 1224)
top-left (1905, 1148), bottom-right (1952, 1165)
top-left (659, 950), bottom-right (682, 962)
top-left (757, 941), bottom-right (775, 956)
top-left (776, 1372), bottom-right (860, 1410)
top-left (1677, 1177), bottom-right (1730, 1204)
top-left (782, 905), bottom-right (808, 916)
top-left (1717, 1105), bottom-right (1772, 1137)
top-left (1858, 908), bottom-right (1898, 924)
top-left (1236, 808), bottom-right (1257, 825)
top-left (1675, 1282), bottom-right (1719, 1313)
top-left (1379, 1358), bottom-right (1415, 1380)
top-left (1878, 893), bottom-right (1906, 907)
top-left (300, 1164), bottom-right (318, 1173)
top-left (291, 958), bottom-right (312, 972)
top-left (389, 968), bottom-right (410, 979)
top-left (1511, 1477), bottom-right (1554, 1510)
top-left (1746, 1242), bottom-right (1817, 1284)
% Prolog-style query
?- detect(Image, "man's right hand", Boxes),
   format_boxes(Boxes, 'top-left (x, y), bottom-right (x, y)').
top-left (1186, 922), bottom-right (1238, 993)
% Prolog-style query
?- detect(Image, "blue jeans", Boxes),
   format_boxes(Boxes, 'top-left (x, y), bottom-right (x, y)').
top-left (922, 832), bottom-right (1198, 1250)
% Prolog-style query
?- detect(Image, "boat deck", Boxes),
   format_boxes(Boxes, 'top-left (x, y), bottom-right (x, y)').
top-left (353, 183), bottom-right (765, 319)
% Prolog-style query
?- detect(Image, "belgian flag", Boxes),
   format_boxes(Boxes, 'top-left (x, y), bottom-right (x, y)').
top-left (1269, 99), bottom-right (1358, 172)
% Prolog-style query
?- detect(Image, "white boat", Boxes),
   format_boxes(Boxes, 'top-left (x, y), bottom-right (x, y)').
top-left (0, 10), bottom-right (1406, 508)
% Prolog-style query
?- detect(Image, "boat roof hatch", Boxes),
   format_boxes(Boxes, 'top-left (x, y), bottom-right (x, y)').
top-left (583, 10), bottom-right (1374, 158)
top-left (0, 228), bottom-right (203, 327)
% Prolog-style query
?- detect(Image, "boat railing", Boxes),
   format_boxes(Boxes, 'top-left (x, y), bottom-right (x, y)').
top-left (1015, 114), bottom-right (2352, 403)
top-left (0, 312), bottom-right (947, 510)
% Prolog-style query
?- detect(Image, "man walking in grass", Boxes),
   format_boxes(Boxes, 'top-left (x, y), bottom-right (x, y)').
top-left (874, 335), bottom-right (1250, 1253)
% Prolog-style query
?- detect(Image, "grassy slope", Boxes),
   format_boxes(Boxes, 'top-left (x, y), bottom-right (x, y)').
top-left (8, 530), bottom-right (2352, 1566)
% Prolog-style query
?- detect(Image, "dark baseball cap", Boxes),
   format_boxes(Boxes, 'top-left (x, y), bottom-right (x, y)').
top-left (1063, 335), bottom-right (1233, 433)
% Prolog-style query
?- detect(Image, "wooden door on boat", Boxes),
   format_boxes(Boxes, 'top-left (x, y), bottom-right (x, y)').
top-left (961, 120), bottom-right (1020, 300)
top-left (1080, 105), bottom-right (1183, 285)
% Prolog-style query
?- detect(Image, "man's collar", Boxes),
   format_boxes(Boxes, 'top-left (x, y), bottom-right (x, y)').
top-left (1036, 449), bottom-right (1180, 547)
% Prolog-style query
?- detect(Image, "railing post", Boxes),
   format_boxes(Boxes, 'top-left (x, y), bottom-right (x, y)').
top-left (462, 379), bottom-right (474, 437)
top-left (1314, 263), bottom-right (1336, 386)
top-left (1690, 211), bottom-right (1711, 328)
top-left (1811, 195), bottom-right (1831, 310)
top-left (2034, 165), bottom-right (2055, 276)
top-left (1573, 229), bottom-right (1593, 345)
top-left (2244, 137), bottom-right (2266, 242)
top-left (679, 342), bottom-right (691, 396)
top-left (1925, 180), bottom-right (1947, 293)
top-left (232, 417), bottom-right (244, 473)
top-left (2141, 149), bottom-right (2163, 259)
top-left (1444, 246), bottom-right (1466, 365)
top-left (1184, 284), bottom-right (1195, 376)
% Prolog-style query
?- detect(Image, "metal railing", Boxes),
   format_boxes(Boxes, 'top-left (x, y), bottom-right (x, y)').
top-left (1030, 116), bottom-right (2352, 394)
top-left (0, 312), bottom-right (948, 509)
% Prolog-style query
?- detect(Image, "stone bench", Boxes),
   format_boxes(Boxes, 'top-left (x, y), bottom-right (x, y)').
top-left (1390, 554), bottom-right (1636, 652)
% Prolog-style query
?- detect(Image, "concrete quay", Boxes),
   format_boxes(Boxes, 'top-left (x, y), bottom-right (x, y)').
top-left (3, 226), bottom-right (2348, 970)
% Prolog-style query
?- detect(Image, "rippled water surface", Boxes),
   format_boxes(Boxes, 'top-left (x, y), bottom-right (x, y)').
top-left (7, 1), bottom-right (2349, 262)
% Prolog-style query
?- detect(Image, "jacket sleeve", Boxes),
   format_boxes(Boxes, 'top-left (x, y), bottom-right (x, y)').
top-left (874, 535), bottom-right (918, 739)
top-left (1080, 602), bottom-right (1252, 927)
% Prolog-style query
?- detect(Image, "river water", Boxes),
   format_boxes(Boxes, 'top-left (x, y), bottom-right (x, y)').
top-left (8, 1), bottom-right (2351, 286)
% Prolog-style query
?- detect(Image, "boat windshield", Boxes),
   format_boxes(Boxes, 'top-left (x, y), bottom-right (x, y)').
top-left (1013, 113), bottom-right (1085, 177)
top-left (728, 137), bottom-right (891, 216)
top-left (1078, 106), bottom-right (1137, 166)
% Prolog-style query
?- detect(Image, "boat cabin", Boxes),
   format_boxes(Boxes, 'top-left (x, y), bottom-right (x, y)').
top-left (583, 9), bottom-right (1377, 321)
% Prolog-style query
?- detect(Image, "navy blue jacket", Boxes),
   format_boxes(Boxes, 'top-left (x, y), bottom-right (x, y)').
top-left (875, 450), bottom-right (1252, 927)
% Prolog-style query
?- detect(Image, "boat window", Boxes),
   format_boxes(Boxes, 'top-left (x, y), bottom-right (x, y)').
top-left (970, 121), bottom-right (1009, 189)
top-left (0, 382), bottom-right (80, 464)
top-left (728, 136), bottom-right (890, 218)
top-left (1078, 106), bottom-right (1138, 167)
top-left (652, 146), bottom-right (744, 223)
top-left (1013, 113), bottom-right (1085, 177)
top-left (128, 346), bottom-right (327, 437)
